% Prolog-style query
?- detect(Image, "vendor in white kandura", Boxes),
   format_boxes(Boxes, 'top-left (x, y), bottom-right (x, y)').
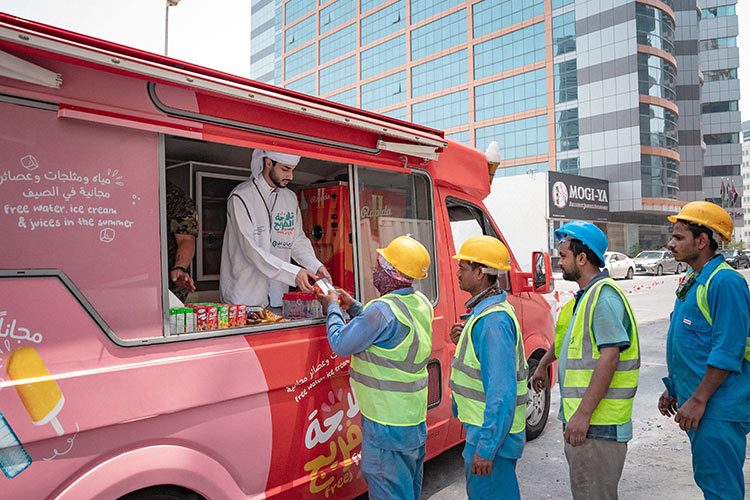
top-left (220, 149), bottom-right (331, 307)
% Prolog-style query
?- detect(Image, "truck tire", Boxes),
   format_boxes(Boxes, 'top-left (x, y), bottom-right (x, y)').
top-left (118, 486), bottom-right (204, 500)
top-left (526, 356), bottom-right (550, 441)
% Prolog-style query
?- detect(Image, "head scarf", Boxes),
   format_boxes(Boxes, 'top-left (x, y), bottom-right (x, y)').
top-left (373, 254), bottom-right (413, 295)
top-left (250, 149), bottom-right (301, 178)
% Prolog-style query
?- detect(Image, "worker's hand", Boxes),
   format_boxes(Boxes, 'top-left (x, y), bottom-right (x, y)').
top-left (531, 362), bottom-right (548, 393)
top-left (170, 268), bottom-right (196, 293)
top-left (316, 265), bottom-right (332, 282)
top-left (316, 288), bottom-right (339, 310)
top-left (296, 268), bottom-right (316, 293)
top-left (564, 411), bottom-right (590, 447)
top-left (674, 396), bottom-right (706, 431)
top-left (334, 287), bottom-right (354, 311)
top-left (450, 322), bottom-right (464, 345)
top-left (470, 453), bottom-right (492, 476)
top-left (658, 390), bottom-right (677, 418)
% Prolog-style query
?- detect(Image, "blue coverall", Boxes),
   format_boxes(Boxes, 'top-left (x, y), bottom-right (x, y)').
top-left (451, 292), bottom-right (525, 500)
top-left (325, 287), bottom-right (426, 500)
top-left (664, 255), bottom-right (750, 500)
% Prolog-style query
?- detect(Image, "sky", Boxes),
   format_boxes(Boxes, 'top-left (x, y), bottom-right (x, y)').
top-left (0, 0), bottom-right (747, 122)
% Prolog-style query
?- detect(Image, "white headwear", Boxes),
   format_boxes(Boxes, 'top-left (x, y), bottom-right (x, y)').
top-left (251, 149), bottom-right (301, 178)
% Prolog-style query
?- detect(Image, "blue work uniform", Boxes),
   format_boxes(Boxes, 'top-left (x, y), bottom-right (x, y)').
top-left (557, 270), bottom-right (633, 442)
top-left (326, 287), bottom-right (427, 500)
top-left (664, 255), bottom-right (750, 500)
top-left (450, 292), bottom-right (525, 499)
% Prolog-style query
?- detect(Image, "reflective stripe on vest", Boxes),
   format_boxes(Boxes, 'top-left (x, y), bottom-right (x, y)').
top-left (695, 262), bottom-right (750, 363)
top-left (349, 291), bottom-right (434, 426)
top-left (449, 300), bottom-right (528, 433)
top-left (554, 278), bottom-right (640, 425)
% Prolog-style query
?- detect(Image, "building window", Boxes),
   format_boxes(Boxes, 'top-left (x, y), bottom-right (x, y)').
top-left (361, 0), bottom-right (405, 46)
top-left (641, 154), bottom-right (678, 199)
top-left (285, 15), bottom-right (315, 51)
top-left (284, 44), bottom-right (316, 80)
top-left (320, 0), bottom-right (356, 35)
top-left (412, 90), bottom-right (468, 129)
top-left (361, 71), bottom-right (406, 109)
top-left (286, 0), bottom-right (316, 25)
top-left (701, 101), bottom-right (739, 114)
top-left (636, 3), bottom-right (675, 55)
top-left (554, 59), bottom-right (578, 103)
top-left (319, 23), bottom-right (356, 64)
top-left (362, 35), bottom-right (405, 79)
top-left (473, 0), bottom-right (544, 39)
top-left (702, 5), bottom-right (736, 18)
top-left (551, 0), bottom-right (575, 9)
top-left (475, 114), bottom-right (548, 161)
top-left (360, 0), bottom-right (384, 14)
top-left (474, 23), bottom-right (545, 79)
top-left (319, 55), bottom-right (357, 95)
top-left (638, 53), bottom-right (677, 102)
top-left (556, 108), bottom-right (579, 152)
top-left (703, 133), bottom-right (740, 145)
top-left (380, 106), bottom-right (407, 121)
top-left (639, 103), bottom-right (678, 151)
top-left (699, 36), bottom-right (737, 51)
top-left (412, 50), bottom-right (467, 98)
top-left (557, 157), bottom-right (579, 174)
top-left (449, 130), bottom-right (470, 144)
top-left (411, 9), bottom-right (466, 61)
top-left (495, 161), bottom-right (549, 177)
top-left (410, 0), bottom-right (464, 24)
top-left (475, 68), bottom-right (547, 121)
top-left (328, 87), bottom-right (357, 107)
top-left (552, 12), bottom-right (576, 56)
top-left (704, 165), bottom-right (740, 177)
top-left (285, 73), bottom-right (316, 94)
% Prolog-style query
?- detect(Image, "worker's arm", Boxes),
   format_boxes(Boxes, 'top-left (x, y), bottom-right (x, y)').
top-left (674, 366), bottom-right (729, 431)
top-left (324, 299), bottom-right (393, 357)
top-left (531, 346), bottom-right (557, 393)
top-left (170, 233), bottom-right (196, 292)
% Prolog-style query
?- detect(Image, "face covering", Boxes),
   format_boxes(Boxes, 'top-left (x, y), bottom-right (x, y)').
top-left (373, 255), bottom-right (413, 295)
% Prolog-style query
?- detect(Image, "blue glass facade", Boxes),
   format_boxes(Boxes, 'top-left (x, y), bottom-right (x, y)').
top-left (361, 1), bottom-right (405, 46)
top-left (552, 12), bottom-right (576, 56)
top-left (412, 90), bottom-right (468, 129)
top-left (475, 115), bottom-right (548, 160)
top-left (361, 35), bottom-right (405, 79)
top-left (495, 161), bottom-right (549, 177)
top-left (286, 73), bottom-right (316, 94)
top-left (328, 87), bottom-right (357, 107)
top-left (284, 44), bottom-right (315, 79)
top-left (556, 108), bottom-right (579, 152)
top-left (473, 0), bottom-right (544, 38)
top-left (410, 9), bottom-right (466, 61)
top-left (319, 55), bottom-right (357, 94)
top-left (449, 130), bottom-right (470, 144)
top-left (475, 69), bottom-right (546, 122)
top-left (320, 0), bottom-right (356, 35)
top-left (319, 23), bottom-right (356, 64)
top-left (361, 71), bottom-right (406, 109)
top-left (410, 0), bottom-right (464, 24)
top-left (639, 103), bottom-right (678, 150)
top-left (474, 23), bottom-right (545, 79)
top-left (554, 59), bottom-right (577, 103)
top-left (412, 50), bottom-right (467, 98)
top-left (285, 15), bottom-right (315, 50)
top-left (285, 0), bottom-right (315, 24)
top-left (381, 106), bottom-right (407, 121)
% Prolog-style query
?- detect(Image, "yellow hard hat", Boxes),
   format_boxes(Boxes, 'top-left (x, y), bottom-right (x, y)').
top-left (452, 235), bottom-right (511, 271)
top-left (376, 236), bottom-right (430, 279)
top-left (667, 201), bottom-right (733, 242)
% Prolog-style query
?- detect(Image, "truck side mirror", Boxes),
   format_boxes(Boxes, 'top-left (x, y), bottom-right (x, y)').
top-left (532, 251), bottom-right (552, 294)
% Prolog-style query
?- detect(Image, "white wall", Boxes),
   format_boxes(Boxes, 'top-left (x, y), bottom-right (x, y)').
top-left (484, 173), bottom-right (549, 272)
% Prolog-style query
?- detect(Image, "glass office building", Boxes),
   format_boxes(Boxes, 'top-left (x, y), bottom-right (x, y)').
top-left (250, 0), bottom-right (743, 242)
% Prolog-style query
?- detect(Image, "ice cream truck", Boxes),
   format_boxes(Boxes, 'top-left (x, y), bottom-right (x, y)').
top-left (0, 13), bottom-right (556, 499)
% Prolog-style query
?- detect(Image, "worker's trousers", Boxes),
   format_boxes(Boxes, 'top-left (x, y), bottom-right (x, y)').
top-left (462, 441), bottom-right (520, 500)
top-left (360, 439), bottom-right (425, 500)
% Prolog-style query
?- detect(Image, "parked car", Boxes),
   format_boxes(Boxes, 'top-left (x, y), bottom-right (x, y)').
top-left (634, 250), bottom-right (686, 275)
top-left (720, 249), bottom-right (750, 269)
top-left (604, 251), bottom-right (636, 280)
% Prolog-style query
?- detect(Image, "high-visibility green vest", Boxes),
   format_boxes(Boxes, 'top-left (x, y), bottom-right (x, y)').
top-left (449, 300), bottom-right (528, 433)
top-left (554, 278), bottom-right (640, 425)
top-left (349, 291), bottom-right (434, 426)
top-left (694, 262), bottom-right (750, 363)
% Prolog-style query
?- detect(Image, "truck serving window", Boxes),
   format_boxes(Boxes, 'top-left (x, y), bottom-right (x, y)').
top-left (353, 167), bottom-right (437, 304)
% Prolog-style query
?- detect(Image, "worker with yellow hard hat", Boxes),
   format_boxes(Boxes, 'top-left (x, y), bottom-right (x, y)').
top-left (659, 201), bottom-right (750, 500)
top-left (316, 235), bottom-right (433, 500)
top-left (448, 235), bottom-right (527, 500)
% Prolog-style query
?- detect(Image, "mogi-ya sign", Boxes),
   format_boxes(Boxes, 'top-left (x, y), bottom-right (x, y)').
top-left (548, 171), bottom-right (609, 221)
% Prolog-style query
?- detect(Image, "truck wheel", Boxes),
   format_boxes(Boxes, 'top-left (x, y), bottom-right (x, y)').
top-left (625, 267), bottom-right (634, 280)
top-left (656, 265), bottom-right (663, 276)
top-left (526, 356), bottom-right (550, 441)
top-left (118, 486), bottom-right (204, 500)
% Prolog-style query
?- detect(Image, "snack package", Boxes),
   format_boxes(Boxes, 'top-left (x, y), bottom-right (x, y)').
top-left (313, 278), bottom-right (336, 296)
top-left (282, 292), bottom-right (324, 318)
top-left (216, 304), bottom-right (230, 329)
top-left (185, 307), bottom-right (195, 333)
top-left (228, 304), bottom-right (238, 327)
top-left (236, 304), bottom-right (246, 326)
top-left (246, 306), bottom-right (285, 324)
top-left (191, 305), bottom-right (209, 331)
top-left (169, 307), bottom-right (185, 334)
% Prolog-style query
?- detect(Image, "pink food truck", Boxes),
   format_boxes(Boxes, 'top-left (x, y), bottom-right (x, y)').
top-left (0, 13), bottom-right (556, 499)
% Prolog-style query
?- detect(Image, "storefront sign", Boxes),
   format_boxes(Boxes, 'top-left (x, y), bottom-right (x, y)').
top-left (548, 171), bottom-right (609, 220)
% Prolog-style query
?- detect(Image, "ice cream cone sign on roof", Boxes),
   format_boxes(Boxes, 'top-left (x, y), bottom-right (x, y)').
top-left (485, 141), bottom-right (500, 183)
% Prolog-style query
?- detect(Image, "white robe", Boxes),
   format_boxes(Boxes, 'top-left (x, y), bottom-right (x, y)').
top-left (220, 176), bottom-right (322, 307)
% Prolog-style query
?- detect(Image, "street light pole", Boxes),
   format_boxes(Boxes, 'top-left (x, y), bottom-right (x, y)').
top-left (165, 0), bottom-right (181, 56)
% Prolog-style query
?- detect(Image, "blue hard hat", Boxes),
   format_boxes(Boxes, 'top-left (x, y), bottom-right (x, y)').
top-left (554, 221), bottom-right (608, 267)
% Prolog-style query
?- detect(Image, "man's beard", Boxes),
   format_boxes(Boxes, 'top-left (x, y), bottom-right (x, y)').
top-left (562, 265), bottom-right (581, 282)
top-left (269, 168), bottom-right (287, 188)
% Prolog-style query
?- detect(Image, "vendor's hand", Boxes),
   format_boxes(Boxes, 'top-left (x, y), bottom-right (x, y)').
top-left (170, 269), bottom-right (196, 293)
top-left (316, 265), bottom-right (332, 282)
top-left (564, 411), bottom-right (590, 447)
top-left (531, 363), bottom-right (548, 393)
top-left (470, 453), bottom-right (492, 476)
top-left (316, 288), bottom-right (339, 310)
top-left (296, 269), bottom-right (316, 293)
top-left (674, 396), bottom-right (706, 431)
top-left (658, 390), bottom-right (677, 418)
top-left (449, 322), bottom-right (464, 345)
top-left (334, 287), bottom-right (354, 310)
